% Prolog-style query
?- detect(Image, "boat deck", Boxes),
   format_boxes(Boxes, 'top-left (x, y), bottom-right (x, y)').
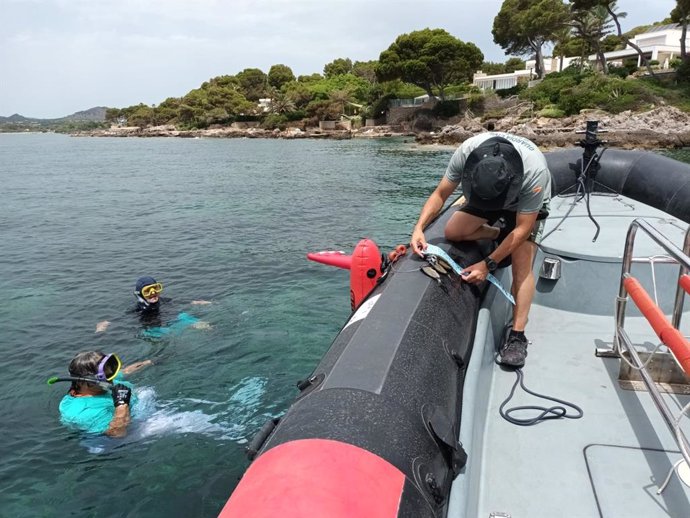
top-left (450, 195), bottom-right (690, 518)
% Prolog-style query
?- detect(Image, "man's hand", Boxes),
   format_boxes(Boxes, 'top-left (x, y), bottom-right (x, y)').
top-left (112, 384), bottom-right (132, 407)
top-left (411, 228), bottom-right (428, 257)
top-left (191, 321), bottom-right (212, 330)
top-left (95, 320), bottom-right (110, 333)
top-left (461, 260), bottom-right (489, 285)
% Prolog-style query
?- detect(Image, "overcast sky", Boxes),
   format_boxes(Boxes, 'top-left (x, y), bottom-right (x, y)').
top-left (1, 0), bottom-right (678, 118)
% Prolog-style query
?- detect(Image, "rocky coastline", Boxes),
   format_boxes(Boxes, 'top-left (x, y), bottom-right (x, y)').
top-left (72, 124), bottom-right (413, 141)
top-left (72, 105), bottom-right (690, 150)
top-left (416, 106), bottom-right (690, 150)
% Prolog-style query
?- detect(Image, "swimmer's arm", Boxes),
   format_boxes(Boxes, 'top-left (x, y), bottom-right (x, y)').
top-left (122, 360), bottom-right (153, 375)
top-left (105, 405), bottom-right (130, 437)
top-left (190, 300), bottom-right (212, 305)
top-left (95, 320), bottom-right (111, 333)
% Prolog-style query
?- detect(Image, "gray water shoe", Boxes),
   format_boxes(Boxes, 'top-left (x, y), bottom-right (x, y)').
top-left (499, 333), bottom-right (528, 367)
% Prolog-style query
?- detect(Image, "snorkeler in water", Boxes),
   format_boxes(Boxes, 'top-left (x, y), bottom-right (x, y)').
top-left (53, 351), bottom-right (152, 437)
top-left (95, 276), bottom-right (211, 334)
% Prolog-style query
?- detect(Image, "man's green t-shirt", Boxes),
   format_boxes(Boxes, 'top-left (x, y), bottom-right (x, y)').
top-left (59, 379), bottom-right (136, 435)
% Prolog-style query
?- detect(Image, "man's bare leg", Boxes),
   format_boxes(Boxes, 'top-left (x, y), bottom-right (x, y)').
top-left (510, 239), bottom-right (537, 331)
top-left (444, 211), bottom-right (500, 242)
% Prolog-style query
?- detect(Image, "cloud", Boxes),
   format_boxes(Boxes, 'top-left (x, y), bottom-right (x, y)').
top-left (0, 0), bottom-right (677, 118)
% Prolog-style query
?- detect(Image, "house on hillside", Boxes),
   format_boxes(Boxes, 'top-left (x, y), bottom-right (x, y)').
top-left (473, 56), bottom-right (578, 91)
top-left (591, 23), bottom-right (687, 69)
top-left (473, 23), bottom-right (688, 92)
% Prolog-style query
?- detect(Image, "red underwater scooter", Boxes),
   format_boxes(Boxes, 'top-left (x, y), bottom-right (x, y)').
top-left (306, 239), bottom-right (407, 310)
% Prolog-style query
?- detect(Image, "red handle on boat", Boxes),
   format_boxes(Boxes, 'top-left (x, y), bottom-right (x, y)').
top-left (679, 274), bottom-right (690, 295)
top-left (624, 275), bottom-right (690, 376)
top-left (387, 244), bottom-right (407, 263)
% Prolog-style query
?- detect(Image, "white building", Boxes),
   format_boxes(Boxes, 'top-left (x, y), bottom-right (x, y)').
top-left (473, 56), bottom-right (578, 91)
top-left (473, 23), bottom-right (688, 92)
top-left (589, 23), bottom-right (688, 69)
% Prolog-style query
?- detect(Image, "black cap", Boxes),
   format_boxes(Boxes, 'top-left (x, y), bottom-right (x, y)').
top-left (462, 137), bottom-right (524, 211)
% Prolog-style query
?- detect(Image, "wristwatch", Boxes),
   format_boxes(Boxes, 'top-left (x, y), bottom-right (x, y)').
top-left (484, 256), bottom-right (498, 272)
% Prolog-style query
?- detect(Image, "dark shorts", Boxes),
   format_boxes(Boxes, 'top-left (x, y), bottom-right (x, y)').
top-left (458, 206), bottom-right (547, 244)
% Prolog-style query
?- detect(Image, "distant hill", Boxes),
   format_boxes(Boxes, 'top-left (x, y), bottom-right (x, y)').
top-left (0, 107), bottom-right (108, 133)
top-left (61, 106), bottom-right (107, 121)
top-left (0, 106), bottom-right (107, 124)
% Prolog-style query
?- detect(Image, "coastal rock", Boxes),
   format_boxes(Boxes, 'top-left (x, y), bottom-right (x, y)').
top-left (70, 106), bottom-right (690, 150)
top-left (423, 106), bottom-right (690, 150)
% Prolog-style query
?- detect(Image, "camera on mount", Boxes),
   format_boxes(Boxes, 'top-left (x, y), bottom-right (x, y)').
top-left (576, 120), bottom-right (607, 152)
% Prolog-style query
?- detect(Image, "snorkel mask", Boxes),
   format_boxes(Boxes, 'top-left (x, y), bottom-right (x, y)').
top-left (135, 276), bottom-right (163, 310)
top-left (140, 283), bottom-right (163, 298)
top-left (47, 352), bottom-right (122, 391)
top-left (96, 353), bottom-right (122, 382)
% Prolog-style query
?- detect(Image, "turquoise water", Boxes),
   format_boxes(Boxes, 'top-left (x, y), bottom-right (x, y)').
top-left (0, 133), bottom-right (449, 517)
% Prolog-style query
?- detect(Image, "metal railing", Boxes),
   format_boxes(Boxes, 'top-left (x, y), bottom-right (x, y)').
top-left (612, 218), bottom-right (690, 480)
top-left (613, 218), bottom-right (690, 355)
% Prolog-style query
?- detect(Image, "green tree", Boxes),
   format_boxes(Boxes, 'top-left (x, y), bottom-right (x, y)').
top-left (268, 64), bottom-right (295, 90)
top-left (328, 88), bottom-right (354, 115)
top-left (236, 68), bottom-right (268, 101)
top-left (569, 3), bottom-right (614, 72)
top-left (203, 75), bottom-right (240, 90)
top-left (570, 0), bottom-right (656, 77)
top-left (127, 104), bottom-right (155, 128)
top-left (671, 0), bottom-right (690, 60)
top-left (324, 58), bottom-right (353, 78)
top-left (306, 74), bottom-right (373, 104)
top-left (481, 61), bottom-right (508, 75)
top-left (104, 108), bottom-right (122, 124)
top-left (505, 57), bottom-right (526, 72)
top-left (493, 0), bottom-right (570, 78)
top-left (352, 60), bottom-right (378, 83)
top-left (154, 97), bottom-right (182, 124)
top-left (266, 89), bottom-right (297, 114)
top-left (376, 28), bottom-right (483, 100)
top-left (298, 73), bottom-right (323, 83)
top-left (205, 85), bottom-right (254, 116)
top-left (282, 81), bottom-right (315, 108)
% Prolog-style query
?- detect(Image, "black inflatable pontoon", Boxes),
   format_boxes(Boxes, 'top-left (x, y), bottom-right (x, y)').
top-left (218, 146), bottom-right (690, 518)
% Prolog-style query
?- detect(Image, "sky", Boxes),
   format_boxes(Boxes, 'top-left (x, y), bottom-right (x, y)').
top-left (1, 0), bottom-right (678, 118)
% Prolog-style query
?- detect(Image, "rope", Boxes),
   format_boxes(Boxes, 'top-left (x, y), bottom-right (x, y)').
top-left (495, 353), bottom-right (584, 426)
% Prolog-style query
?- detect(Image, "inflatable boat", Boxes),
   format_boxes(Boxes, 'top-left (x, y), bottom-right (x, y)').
top-left (219, 124), bottom-right (690, 518)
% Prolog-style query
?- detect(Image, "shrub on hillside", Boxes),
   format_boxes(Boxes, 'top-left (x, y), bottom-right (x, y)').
top-left (522, 68), bottom-right (586, 109)
top-left (261, 114), bottom-right (288, 130)
top-left (676, 60), bottom-right (690, 84)
top-left (536, 106), bottom-right (566, 118)
top-left (557, 74), bottom-right (655, 114)
top-left (432, 100), bottom-right (461, 118)
top-left (496, 83), bottom-right (526, 99)
top-left (524, 69), bottom-right (657, 115)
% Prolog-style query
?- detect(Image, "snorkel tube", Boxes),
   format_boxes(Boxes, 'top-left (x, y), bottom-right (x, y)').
top-left (46, 376), bottom-right (113, 392)
top-left (48, 352), bottom-right (123, 392)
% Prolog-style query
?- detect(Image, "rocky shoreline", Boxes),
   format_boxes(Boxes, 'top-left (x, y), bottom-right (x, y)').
top-left (73, 106), bottom-right (690, 150)
top-left (72, 124), bottom-right (414, 141)
top-left (417, 106), bottom-right (690, 150)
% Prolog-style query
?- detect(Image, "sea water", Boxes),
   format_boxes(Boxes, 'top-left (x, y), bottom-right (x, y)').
top-left (0, 133), bottom-right (449, 517)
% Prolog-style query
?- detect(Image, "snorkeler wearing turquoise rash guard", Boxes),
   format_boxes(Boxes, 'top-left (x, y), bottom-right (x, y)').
top-left (95, 276), bottom-right (211, 334)
top-left (58, 351), bottom-right (151, 437)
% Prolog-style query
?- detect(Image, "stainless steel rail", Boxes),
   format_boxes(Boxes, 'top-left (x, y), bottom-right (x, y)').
top-left (611, 219), bottom-right (690, 356)
top-left (608, 218), bottom-right (690, 485)
top-left (617, 327), bottom-right (690, 468)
